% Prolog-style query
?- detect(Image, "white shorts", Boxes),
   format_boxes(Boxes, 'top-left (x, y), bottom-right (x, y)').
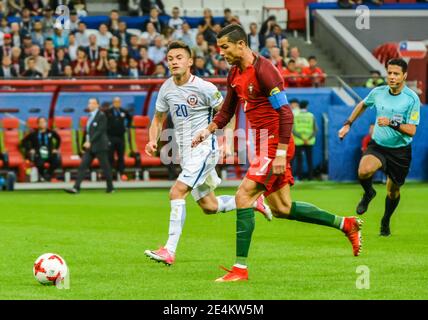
top-left (177, 144), bottom-right (222, 201)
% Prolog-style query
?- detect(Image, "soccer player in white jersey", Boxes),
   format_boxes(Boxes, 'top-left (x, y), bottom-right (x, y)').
top-left (144, 41), bottom-right (272, 266)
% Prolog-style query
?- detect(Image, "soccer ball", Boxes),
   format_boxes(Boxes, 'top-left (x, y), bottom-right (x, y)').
top-left (33, 253), bottom-right (68, 285)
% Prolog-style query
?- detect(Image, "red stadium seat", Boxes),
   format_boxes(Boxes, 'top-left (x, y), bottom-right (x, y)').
top-left (53, 116), bottom-right (81, 168)
top-left (26, 117), bottom-right (39, 131)
top-left (131, 115), bottom-right (162, 168)
top-left (1, 118), bottom-right (25, 168)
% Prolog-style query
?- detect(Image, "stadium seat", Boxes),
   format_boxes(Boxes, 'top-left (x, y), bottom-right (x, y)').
top-left (53, 117), bottom-right (81, 169)
top-left (0, 118), bottom-right (25, 168)
top-left (130, 115), bottom-right (162, 170)
top-left (26, 117), bottom-right (39, 132)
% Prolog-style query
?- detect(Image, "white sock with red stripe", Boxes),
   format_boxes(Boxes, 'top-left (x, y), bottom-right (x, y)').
top-left (165, 199), bottom-right (186, 254)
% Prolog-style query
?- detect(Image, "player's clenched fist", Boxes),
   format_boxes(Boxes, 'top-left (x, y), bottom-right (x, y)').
top-left (145, 141), bottom-right (158, 156)
top-left (191, 128), bottom-right (211, 148)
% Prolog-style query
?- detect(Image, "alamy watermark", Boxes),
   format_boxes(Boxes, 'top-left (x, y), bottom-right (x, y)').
top-left (355, 265), bottom-right (370, 289)
top-left (355, 5), bottom-right (370, 30)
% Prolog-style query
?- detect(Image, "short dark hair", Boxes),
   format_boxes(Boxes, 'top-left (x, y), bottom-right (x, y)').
top-left (308, 55), bottom-right (317, 61)
top-left (370, 70), bottom-right (381, 76)
top-left (386, 58), bottom-right (408, 73)
top-left (217, 24), bottom-right (248, 45)
top-left (167, 41), bottom-right (192, 57)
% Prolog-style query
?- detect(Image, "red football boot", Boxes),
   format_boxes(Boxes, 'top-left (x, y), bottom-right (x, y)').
top-left (342, 217), bottom-right (363, 256)
top-left (215, 265), bottom-right (249, 282)
top-left (144, 247), bottom-right (175, 266)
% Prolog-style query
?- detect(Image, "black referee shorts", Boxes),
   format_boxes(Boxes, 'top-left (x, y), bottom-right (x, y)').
top-left (364, 140), bottom-right (412, 186)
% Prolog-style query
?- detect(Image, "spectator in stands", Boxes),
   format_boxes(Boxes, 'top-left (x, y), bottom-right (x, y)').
top-left (144, 5), bottom-right (165, 34)
top-left (128, 34), bottom-right (140, 60)
top-left (141, 21), bottom-right (159, 47)
top-left (193, 55), bottom-right (210, 77)
top-left (198, 8), bottom-right (217, 45)
top-left (65, 98), bottom-right (114, 194)
top-left (108, 35), bottom-right (120, 60)
top-left (118, 45), bottom-right (130, 74)
top-left (94, 47), bottom-right (109, 76)
top-left (172, 21), bottom-right (195, 49)
top-left (147, 35), bottom-right (166, 64)
top-left (282, 59), bottom-right (302, 88)
top-left (25, 0), bottom-right (43, 16)
top-left (62, 64), bottom-right (73, 78)
top-left (293, 100), bottom-right (317, 181)
top-left (0, 17), bottom-right (10, 34)
top-left (193, 33), bottom-right (208, 58)
top-left (0, 55), bottom-right (18, 77)
top-left (10, 22), bottom-right (22, 47)
top-left (301, 56), bottom-right (326, 87)
top-left (21, 116), bottom-right (61, 182)
top-left (115, 21), bottom-right (131, 47)
top-left (247, 22), bottom-right (261, 53)
top-left (0, 33), bottom-right (13, 59)
top-left (106, 96), bottom-right (132, 181)
top-left (268, 24), bottom-right (287, 49)
top-left (72, 46), bottom-right (90, 76)
top-left (222, 8), bottom-right (239, 28)
top-left (138, 45), bottom-right (155, 75)
top-left (75, 21), bottom-right (89, 47)
top-left (152, 62), bottom-right (166, 77)
top-left (259, 15), bottom-right (276, 48)
top-left (73, 0), bottom-right (87, 17)
top-left (87, 33), bottom-right (99, 62)
top-left (42, 38), bottom-right (55, 65)
top-left (40, 6), bottom-right (55, 38)
top-left (68, 10), bottom-right (80, 32)
top-left (107, 58), bottom-right (121, 78)
top-left (67, 32), bottom-right (78, 61)
top-left (127, 57), bottom-right (139, 78)
top-left (20, 7), bottom-right (32, 34)
top-left (168, 6), bottom-right (184, 32)
top-left (259, 37), bottom-right (276, 58)
top-left (31, 21), bottom-right (44, 49)
top-left (216, 57), bottom-right (229, 76)
top-left (140, 0), bottom-right (164, 15)
top-left (49, 47), bottom-right (70, 77)
top-left (21, 33), bottom-right (33, 58)
top-left (11, 46), bottom-right (24, 74)
top-left (163, 26), bottom-right (174, 44)
top-left (205, 43), bottom-right (221, 75)
top-left (22, 56), bottom-right (43, 77)
top-left (97, 23), bottom-right (112, 49)
top-left (107, 9), bottom-right (120, 33)
top-left (269, 46), bottom-right (286, 71)
top-left (365, 70), bottom-right (386, 88)
top-left (288, 46), bottom-right (309, 71)
top-left (25, 44), bottom-right (49, 77)
top-left (7, 0), bottom-right (24, 17)
top-left (52, 26), bottom-right (69, 48)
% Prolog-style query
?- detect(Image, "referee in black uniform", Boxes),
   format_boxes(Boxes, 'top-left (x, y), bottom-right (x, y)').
top-left (106, 97), bottom-right (132, 180)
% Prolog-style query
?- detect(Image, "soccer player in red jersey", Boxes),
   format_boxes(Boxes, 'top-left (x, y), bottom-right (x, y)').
top-left (192, 24), bottom-right (363, 282)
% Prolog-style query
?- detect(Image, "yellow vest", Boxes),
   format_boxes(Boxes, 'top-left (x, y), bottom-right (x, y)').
top-left (294, 111), bottom-right (316, 146)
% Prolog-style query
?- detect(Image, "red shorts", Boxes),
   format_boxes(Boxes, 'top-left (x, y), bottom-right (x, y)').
top-left (246, 153), bottom-right (295, 197)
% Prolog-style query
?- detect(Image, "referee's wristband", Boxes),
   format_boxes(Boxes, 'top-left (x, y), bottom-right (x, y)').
top-left (276, 149), bottom-right (287, 157)
top-left (389, 120), bottom-right (401, 131)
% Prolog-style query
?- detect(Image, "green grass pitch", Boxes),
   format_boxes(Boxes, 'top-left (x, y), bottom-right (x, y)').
top-left (1, 182), bottom-right (427, 300)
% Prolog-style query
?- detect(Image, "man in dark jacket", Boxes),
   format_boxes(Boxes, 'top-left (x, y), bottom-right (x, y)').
top-left (65, 98), bottom-right (114, 193)
top-left (21, 117), bottom-right (61, 181)
top-left (105, 97), bottom-right (132, 180)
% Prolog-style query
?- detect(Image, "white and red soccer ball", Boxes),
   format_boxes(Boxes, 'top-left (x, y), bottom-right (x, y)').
top-left (33, 253), bottom-right (68, 285)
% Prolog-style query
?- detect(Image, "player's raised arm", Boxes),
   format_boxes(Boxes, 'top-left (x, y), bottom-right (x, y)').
top-left (145, 111), bottom-right (168, 156)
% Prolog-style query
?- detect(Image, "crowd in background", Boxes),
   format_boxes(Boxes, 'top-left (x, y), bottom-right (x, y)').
top-left (0, 1), bottom-right (327, 87)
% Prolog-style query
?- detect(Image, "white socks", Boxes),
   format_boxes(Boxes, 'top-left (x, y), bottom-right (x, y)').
top-left (216, 195), bottom-right (236, 213)
top-left (165, 199), bottom-right (186, 254)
